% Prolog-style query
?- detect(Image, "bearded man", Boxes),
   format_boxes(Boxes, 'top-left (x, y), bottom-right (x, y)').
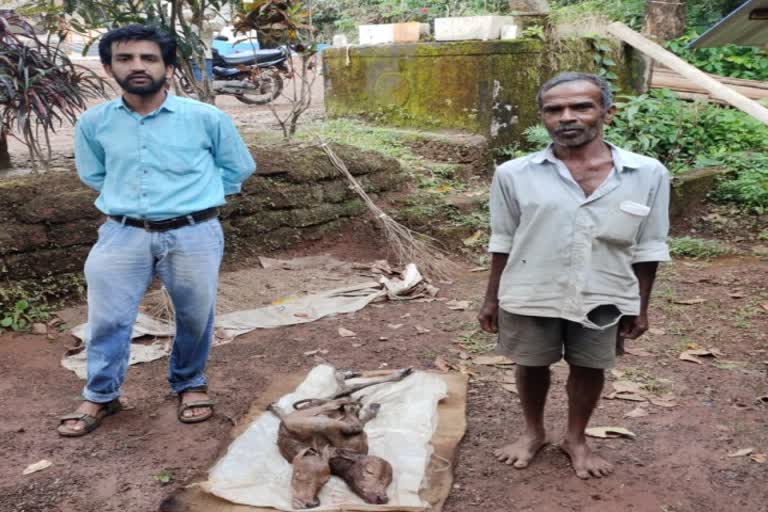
top-left (58, 25), bottom-right (255, 436)
top-left (478, 72), bottom-right (670, 478)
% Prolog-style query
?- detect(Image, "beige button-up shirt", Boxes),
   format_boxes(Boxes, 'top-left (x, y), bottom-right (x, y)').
top-left (488, 143), bottom-right (671, 329)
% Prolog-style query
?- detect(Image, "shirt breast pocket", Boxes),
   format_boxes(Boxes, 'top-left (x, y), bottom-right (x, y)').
top-left (163, 143), bottom-right (207, 175)
top-left (595, 200), bottom-right (650, 246)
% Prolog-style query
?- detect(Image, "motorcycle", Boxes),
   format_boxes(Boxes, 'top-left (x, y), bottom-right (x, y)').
top-left (177, 44), bottom-right (289, 105)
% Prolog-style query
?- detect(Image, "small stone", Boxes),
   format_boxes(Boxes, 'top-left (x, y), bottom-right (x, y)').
top-left (30, 323), bottom-right (48, 335)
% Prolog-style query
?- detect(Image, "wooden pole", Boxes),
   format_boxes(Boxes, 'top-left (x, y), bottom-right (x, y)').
top-left (606, 22), bottom-right (768, 125)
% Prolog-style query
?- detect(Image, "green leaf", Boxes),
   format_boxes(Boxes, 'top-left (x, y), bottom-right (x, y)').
top-left (155, 469), bottom-right (173, 485)
top-left (1, 317), bottom-right (12, 327)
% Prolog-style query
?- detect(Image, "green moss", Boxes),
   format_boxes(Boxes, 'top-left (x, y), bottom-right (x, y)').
top-left (324, 37), bottom-right (635, 148)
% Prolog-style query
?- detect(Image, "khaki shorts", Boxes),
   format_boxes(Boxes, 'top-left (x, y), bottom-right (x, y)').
top-left (496, 306), bottom-right (620, 369)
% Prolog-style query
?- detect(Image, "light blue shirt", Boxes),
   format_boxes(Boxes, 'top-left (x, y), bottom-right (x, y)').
top-left (75, 94), bottom-right (255, 220)
top-left (489, 143), bottom-right (671, 328)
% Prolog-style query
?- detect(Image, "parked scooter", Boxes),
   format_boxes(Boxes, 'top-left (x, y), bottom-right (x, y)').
top-left (178, 43), bottom-right (289, 105)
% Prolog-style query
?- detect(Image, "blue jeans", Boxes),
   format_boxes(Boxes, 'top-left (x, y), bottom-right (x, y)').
top-left (82, 217), bottom-right (224, 403)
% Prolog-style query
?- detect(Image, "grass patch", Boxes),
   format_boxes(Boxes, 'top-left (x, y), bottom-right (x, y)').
top-left (619, 367), bottom-right (670, 395)
top-left (457, 328), bottom-right (495, 354)
top-left (669, 237), bottom-right (733, 260)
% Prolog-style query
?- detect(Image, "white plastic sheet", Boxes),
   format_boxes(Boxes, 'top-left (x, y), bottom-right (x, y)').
top-left (202, 365), bottom-right (448, 511)
top-left (63, 265), bottom-right (430, 379)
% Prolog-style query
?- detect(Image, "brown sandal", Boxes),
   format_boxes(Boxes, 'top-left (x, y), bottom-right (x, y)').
top-left (57, 398), bottom-right (123, 437)
top-left (178, 386), bottom-right (215, 424)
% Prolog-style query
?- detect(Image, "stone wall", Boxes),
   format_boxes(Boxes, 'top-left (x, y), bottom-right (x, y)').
top-left (322, 38), bottom-right (635, 149)
top-left (0, 143), bottom-right (403, 282)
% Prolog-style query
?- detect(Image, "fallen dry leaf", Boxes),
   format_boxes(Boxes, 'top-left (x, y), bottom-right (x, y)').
top-left (750, 453), bottom-right (768, 464)
top-left (462, 230), bottom-right (484, 246)
top-left (679, 347), bottom-right (724, 364)
top-left (23, 460), bottom-right (53, 475)
top-left (456, 363), bottom-right (478, 378)
top-left (648, 396), bottom-right (677, 408)
top-left (585, 426), bottom-right (636, 439)
top-left (761, 302), bottom-right (768, 313)
top-left (500, 383), bottom-right (518, 394)
top-left (415, 326), bottom-right (431, 335)
top-left (648, 328), bottom-right (666, 336)
top-left (607, 392), bottom-right (647, 402)
top-left (446, 300), bottom-right (471, 311)
top-left (612, 380), bottom-right (645, 394)
top-left (338, 328), bottom-right (356, 338)
top-left (624, 347), bottom-right (653, 357)
top-left (673, 297), bottom-right (707, 305)
top-left (624, 407), bottom-right (649, 418)
top-left (303, 349), bottom-right (319, 356)
top-left (679, 352), bottom-right (704, 364)
top-left (458, 351), bottom-right (471, 360)
top-left (433, 356), bottom-right (454, 372)
top-left (469, 267), bottom-right (488, 273)
top-left (387, 323), bottom-right (403, 329)
top-left (728, 447), bottom-right (754, 458)
top-left (755, 395), bottom-right (768, 404)
top-left (474, 354), bottom-right (515, 366)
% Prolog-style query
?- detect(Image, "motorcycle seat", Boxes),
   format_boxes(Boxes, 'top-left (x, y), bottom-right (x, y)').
top-left (219, 48), bottom-right (284, 65)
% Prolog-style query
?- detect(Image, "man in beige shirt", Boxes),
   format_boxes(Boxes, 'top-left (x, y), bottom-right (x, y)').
top-left (478, 72), bottom-right (670, 479)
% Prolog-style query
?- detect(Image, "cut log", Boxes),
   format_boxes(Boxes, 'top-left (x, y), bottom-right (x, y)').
top-left (607, 22), bottom-right (768, 125)
top-left (651, 65), bottom-right (768, 103)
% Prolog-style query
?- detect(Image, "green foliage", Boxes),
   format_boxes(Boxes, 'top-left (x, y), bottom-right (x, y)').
top-left (0, 11), bottom-right (108, 168)
top-left (1, 299), bottom-right (50, 333)
top-left (605, 89), bottom-right (768, 172)
top-left (155, 469), bottom-right (174, 485)
top-left (709, 154), bottom-right (768, 213)
top-left (585, 36), bottom-right (618, 88)
top-left (668, 236), bottom-right (733, 260)
top-left (550, 0), bottom-right (645, 29)
top-left (666, 33), bottom-right (768, 81)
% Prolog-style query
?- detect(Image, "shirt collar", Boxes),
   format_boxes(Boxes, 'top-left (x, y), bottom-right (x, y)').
top-left (113, 92), bottom-right (177, 113)
top-left (530, 142), bottom-right (642, 172)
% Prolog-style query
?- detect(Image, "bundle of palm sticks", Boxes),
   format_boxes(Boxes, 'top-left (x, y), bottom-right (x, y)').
top-left (319, 140), bottom-right (457, 281)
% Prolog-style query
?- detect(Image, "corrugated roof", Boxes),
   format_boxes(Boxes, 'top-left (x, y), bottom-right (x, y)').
top-left (690, 0), bottom-right (768, 48)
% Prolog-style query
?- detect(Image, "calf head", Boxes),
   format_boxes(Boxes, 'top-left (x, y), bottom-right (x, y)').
top-left (290, 446), bottom-right (331, 509)
top-left (332, 451), bottom-right (393, 505)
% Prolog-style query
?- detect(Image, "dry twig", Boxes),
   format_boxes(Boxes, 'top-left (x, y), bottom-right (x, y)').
top-left (319, 141), bottom-right (457, 280)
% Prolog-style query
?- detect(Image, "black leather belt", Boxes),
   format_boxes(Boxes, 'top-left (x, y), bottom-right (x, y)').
top-left (110, 207), bottom-right (219, 232)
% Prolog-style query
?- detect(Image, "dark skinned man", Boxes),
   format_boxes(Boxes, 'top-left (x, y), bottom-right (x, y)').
top-left (478, 72), bottom-right (670, 479)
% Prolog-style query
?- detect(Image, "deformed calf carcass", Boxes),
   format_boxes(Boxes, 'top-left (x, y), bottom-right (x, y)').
top-left (269, 368), bottom-right (411, 509)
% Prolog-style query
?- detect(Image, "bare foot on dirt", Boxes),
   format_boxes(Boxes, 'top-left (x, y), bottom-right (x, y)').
top-left (494, 434), bottom-right (548, 468)
top-left (180, 390), bottom-right (212, 420)
top-left (560, 438), bottom-right (613, 479)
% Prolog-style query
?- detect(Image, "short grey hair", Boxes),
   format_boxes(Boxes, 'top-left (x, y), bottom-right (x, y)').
top-left (536, 72), bottom-right (613, 110)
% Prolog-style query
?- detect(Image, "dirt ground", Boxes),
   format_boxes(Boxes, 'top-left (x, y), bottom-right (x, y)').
top-left (1, 219), bottom-right (767, 512)
top-left (3, 59), bottom-right (768, 512)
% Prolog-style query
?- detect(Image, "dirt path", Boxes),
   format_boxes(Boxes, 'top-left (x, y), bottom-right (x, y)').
top-left (1, 225), bottom-right (767, 512)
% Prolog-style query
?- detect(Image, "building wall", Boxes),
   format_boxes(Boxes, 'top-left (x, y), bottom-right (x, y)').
top-left (323, 39), bottom-right (633, 148)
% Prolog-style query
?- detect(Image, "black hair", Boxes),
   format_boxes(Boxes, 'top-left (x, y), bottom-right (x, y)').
top-left (536, 72), bottom-right (613, 110)
top-left (98, 24), bottom-right (177, 67)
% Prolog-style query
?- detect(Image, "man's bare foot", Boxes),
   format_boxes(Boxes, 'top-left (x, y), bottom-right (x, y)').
top-left (60, 401), bottom-right (107, 433)
top-left (179, 390), bottom-right (212, 420)
top-left (494, 434), bottom-right (548, 468)
top-left (560, 438), bottom-right (613, 479)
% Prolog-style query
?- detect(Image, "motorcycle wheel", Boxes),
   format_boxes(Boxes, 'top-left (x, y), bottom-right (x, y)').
top-left (235, 69), bottom-right (284, 105)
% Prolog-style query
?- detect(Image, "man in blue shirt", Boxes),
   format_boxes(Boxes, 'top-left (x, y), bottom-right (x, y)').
top-left (58, 25), bottom-right (255, 437)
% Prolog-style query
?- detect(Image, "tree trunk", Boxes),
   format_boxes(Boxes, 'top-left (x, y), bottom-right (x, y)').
top-left (643, 0), bottom-right (686, 42)
top-left (0, 130), bottom-right (11, 170)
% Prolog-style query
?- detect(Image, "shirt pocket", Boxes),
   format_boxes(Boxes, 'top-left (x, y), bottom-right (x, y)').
top-left (595, 200), bottom-right (650, 246)
top-left (162, 143), bottom-right (206, 175)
